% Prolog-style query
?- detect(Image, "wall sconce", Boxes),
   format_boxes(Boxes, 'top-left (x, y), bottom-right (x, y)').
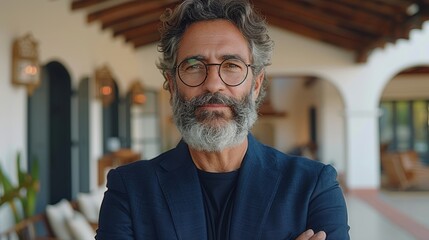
top-left (95, 65), bottom-right (115, 107)
top-left (129, 80), bottom-right (146, 105)
top-left (11, 33), bottom-right (41, 95)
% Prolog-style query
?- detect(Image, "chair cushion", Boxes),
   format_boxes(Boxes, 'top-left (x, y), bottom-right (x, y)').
top-left (45, 199), bottom-right (74, 240)
top-left (77, 187), bottom-right (105, 223)
top-left (66, 211), bottom-right (96, 240)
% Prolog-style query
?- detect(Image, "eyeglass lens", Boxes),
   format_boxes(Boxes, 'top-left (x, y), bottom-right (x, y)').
top-left (177, 58), bottom-right (249, 87)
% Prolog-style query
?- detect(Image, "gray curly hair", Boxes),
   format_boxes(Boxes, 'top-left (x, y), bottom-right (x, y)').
top-left (156, 0), bottom-right (274, 106)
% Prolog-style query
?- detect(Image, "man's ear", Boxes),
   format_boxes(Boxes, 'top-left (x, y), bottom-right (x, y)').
top-left (253, 71), bottom-right (264, 101)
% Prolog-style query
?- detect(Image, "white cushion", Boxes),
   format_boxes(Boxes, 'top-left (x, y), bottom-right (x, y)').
top-left (45, 199), bottom-right (74, 240)
top-left (66, 211), bottom-right (96, 240)
top-left (77, 187), bottom-right (106, 223)
top-left (93, 187), bottom-right (106, 213)
top-left (77, 193), bottom-right (98, 223)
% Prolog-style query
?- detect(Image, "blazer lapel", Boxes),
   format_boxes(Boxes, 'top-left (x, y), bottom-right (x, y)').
top-left (230, 134), bottom-right (282, 239)
top-left (156, 141), bottom-right (207, 240)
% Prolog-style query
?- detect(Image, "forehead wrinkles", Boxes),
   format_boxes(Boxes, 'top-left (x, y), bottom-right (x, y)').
top-left (177, 20), bottom-right (251, 63)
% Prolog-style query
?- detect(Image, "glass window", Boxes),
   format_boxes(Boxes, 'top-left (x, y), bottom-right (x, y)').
top-left (413, 101), bottom-right (428, 153)
top-left (395, 101), bottom-right (411, 150)
top-left (379, 100), bottom-right (429, 165)
top-left (379, 102), bottom-right (393, 148)
top-left (131, 90), bottom-right (161, 160)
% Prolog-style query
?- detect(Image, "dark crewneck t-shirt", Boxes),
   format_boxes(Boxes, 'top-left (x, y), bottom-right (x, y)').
top-left (197, 169), bottom-right (239, 240)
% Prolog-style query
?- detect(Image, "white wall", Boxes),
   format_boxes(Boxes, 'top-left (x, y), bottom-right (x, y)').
top-left (318, 81), bottom-right (346, 172)
top-left (0, 29), bottom-right (28, 232)
top-left (136, 44), bottom-right (165, 89)
top-left (268, 77), bottom-right (309, 152)
top-left (251, 76), bottom-right (346, 173)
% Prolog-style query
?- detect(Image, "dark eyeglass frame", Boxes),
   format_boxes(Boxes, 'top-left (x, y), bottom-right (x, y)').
top-left (175, 58), bottom-right (254, 87)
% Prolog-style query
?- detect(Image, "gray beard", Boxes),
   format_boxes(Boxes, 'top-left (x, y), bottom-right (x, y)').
top-left (172, 91), bottom-right (258, 152)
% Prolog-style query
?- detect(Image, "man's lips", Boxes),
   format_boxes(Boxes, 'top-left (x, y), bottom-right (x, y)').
top-left (200, 104), bottom-right (228, 108)
top-left (198, 104), bottom-right (230, 110)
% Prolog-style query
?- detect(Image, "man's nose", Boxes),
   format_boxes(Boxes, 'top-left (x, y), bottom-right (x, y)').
top-left (203, 64), bottom-right (225, 93)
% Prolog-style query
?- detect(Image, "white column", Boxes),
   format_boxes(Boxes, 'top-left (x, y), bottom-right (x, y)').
top-left (344, 109), bottom-right (380, 189)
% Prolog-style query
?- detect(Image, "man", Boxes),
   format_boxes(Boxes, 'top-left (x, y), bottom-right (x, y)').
top-left (96, 0), bottom-right (350, 239)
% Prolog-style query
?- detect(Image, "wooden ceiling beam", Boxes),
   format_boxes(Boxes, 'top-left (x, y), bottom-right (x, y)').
top-left (260, 0), bottom-right (396, 41)
top-left (255, 3), bottom-right (374, 50)
top-left (107, 9), bottom-right (164, 33)
top-left (87, 0), bottom-right (178, 25)
top-left (355, 8), bottom-right (429, 63)
top-left (258, 0), bottom-right (390, 36)
top-left (334, 0), bottom-right (411, 20)
top-left (71, 0), bottom-right (110, 10)
top-left (71, 0), bottom-right (428, 63)
top-left (374, 0), bottom-right (416, 9)
top-left (265, 14), bottom-right (361, 51)
top-left (119, 21), bottom-right (160, 40)
top-left (301, 0), bottom-right (398, 25)
top-left (103, 1), bottom-right (177, 31)
top-left (131, 32), bottom-right (161, 48)
top-left (398, 66), bottom-right (429, 75)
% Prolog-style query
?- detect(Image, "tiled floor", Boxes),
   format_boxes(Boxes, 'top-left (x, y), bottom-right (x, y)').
top-left (347, 189), bottom-right (429, 240)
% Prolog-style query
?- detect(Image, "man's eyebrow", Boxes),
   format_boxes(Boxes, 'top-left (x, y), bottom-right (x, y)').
top-left (179, 54), bottom-right (247, 63)
top-left (181, 55), bottom-right (205, 62)
top-left (221, 54), bottom-right (246, 62)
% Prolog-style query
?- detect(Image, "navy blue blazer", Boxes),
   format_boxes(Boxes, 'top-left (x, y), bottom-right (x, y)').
top-left (96, 134), bottom-right (350, 240)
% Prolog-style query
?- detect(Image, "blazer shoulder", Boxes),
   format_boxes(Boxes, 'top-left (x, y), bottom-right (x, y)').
top-left (260, 143), bottom-right (330, 176)
top-left (114, 144), bottom-right (185, 175)
top-left (249, 135), bottom-right (324, 171)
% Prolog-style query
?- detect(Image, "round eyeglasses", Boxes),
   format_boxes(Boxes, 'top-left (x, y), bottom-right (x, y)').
top-left (176, 58), bottom-right (253, 87)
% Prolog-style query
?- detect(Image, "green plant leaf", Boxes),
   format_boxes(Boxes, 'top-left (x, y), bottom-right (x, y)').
top-left (17, 152), bottom-right (25, 186)
top-left (0, 163), bottom-right (13, 192)
top-left (26, 188), bottom-right (37, 217)
top-left (0, 152), bottom-right (40, 223)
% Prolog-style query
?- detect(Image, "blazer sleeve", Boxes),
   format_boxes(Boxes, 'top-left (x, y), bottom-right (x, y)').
top-left (96, 168), bottom-right (134, 240)
top-left (307, 165), bottom-right (350, 240)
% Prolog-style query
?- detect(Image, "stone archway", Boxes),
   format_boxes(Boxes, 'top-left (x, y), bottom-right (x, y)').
top-left (253, 75), bottom-right (347, 180)
top-left (378, 65), bottom-right (429, 189)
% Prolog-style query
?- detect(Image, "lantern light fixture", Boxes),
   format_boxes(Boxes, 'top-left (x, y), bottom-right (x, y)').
top-left (11, 33), bottom-right (41, 95)
top-left (129, 80), bottom-right (146, 105)
top-left (95, 65), bottom-right (115, 107)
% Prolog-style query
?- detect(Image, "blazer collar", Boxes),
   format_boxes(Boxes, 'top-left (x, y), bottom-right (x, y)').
top-left (230, 134), bottom-right (282, 239)
top-left (157, 135), bottom-right (281, 240)
top-left (156, 140), bottom-right (207, 240)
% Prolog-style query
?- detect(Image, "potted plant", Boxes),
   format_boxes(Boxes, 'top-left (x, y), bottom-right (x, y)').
top-left (0, 152), bottom-right (39, 239)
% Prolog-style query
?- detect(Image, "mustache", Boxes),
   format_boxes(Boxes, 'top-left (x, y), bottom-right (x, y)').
top-left (188, 92), bottom-right (243, 113)
top-left (194, 92), bottom-right (236, 105)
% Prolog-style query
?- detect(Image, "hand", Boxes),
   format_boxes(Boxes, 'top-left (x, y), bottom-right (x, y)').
top-left (295, 229), bottom-right (326, 240)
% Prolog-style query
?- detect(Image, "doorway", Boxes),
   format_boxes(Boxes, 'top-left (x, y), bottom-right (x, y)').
top-left (28, 61), bottom-right (72, 212)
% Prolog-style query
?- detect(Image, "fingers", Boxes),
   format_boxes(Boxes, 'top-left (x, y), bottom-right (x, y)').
top-left (295, 229), bottom-right (315, 240)
top-left (312, 231), bottom-right (326, 240)
top-left (295, 229), bottom-right (326, 240)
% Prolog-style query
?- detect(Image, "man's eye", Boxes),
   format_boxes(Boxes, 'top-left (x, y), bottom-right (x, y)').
top-left (186, 64), bottom-right (204, 71)
top-left (222, 61), bottom-right (244, 72)
top-left (225, 63), bottom-right (240, 69)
